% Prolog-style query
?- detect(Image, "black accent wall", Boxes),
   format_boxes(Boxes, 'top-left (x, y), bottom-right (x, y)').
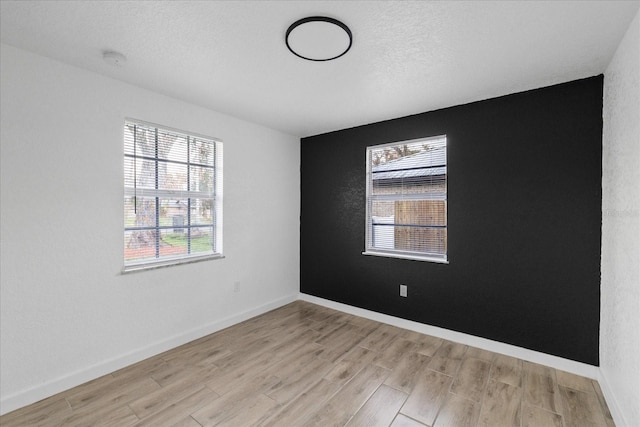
top-left (300, 76), bottom-right (603, 365)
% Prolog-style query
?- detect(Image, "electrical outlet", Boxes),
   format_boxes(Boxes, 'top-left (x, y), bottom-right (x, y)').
top-left (400, 284), bottom-right (408, 297)
top-left (233, 281), bottom-right (240, 293)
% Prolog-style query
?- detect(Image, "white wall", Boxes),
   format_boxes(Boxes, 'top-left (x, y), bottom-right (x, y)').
top-left (0, 44), bottom-right (300, 414)
top-left (601, 9), bottom-right (640, 427)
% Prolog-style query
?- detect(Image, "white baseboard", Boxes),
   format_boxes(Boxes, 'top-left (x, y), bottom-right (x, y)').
top-left (597, 368), bottom-right (629, 427)
top-left (0, 294), bottom-right (298, 416)
top-left (299, 293), bottom-right (600, 380)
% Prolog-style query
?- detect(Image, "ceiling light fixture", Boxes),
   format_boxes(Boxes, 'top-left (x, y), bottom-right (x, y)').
top-left (286, 16), bottom-right (352, 61)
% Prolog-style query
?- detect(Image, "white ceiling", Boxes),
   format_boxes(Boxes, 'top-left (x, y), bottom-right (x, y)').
top-left (1, 1), bottom-right (638, 137)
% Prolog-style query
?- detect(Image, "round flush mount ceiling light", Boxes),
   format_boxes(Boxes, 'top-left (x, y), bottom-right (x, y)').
top-left (286, 16), bottom-right (352, 61)
top-left (103, 50), bottom-right (127, 67)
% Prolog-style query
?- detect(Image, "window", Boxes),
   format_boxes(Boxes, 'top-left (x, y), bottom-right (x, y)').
top-left (123, 119), bottom-right (223, 271)
top-left (364, 136), bottom-right (447, 263)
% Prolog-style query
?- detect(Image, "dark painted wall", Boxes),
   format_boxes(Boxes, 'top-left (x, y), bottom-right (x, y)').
top-left (300, 76), bottom-right (603, 365)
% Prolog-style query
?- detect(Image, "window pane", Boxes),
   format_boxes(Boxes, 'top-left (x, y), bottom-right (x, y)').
top-left (371, 200), bottom-right (394, 218)
top-left (158, 161), bottom-right (187, 191)
top-left (189, 226), bottom-right (215, 254)
top-left (158, 227), bottom-right (214, 256)
top-left (190, 138), bottom-right (215, 166)
top-left (124, 197), bottom-right (156, 228)
top-left (190, 165), bottom-right (214, 193)
top-left (158, 132), bottom-right (188, 163)
top-left (124, 229), bottom-right (157, 263)
top-left (124, 156), bottom-right (156, 190)
top-left (158, 198), bottom-right (185, 227)
top-left (190, 198), bottom-right (214, 226)
top-left (124, 123), bottom-right (155, 156)
top-left (158, 229), bottom-right (189, 257)
top-left (371, 221), bottom-right (395, 250)
top-left (394, 226), bottom-right (447, 254)
top-left (394, 200), bottom-right (446, 226)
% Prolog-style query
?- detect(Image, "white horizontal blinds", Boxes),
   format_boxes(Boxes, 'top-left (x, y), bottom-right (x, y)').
top-left (124, 120), bottom-right (221, 267)
top-left (367, 136), bottom-right (447, 260)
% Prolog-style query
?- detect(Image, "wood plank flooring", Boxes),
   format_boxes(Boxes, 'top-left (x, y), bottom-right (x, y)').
top-left (0, 301), bottom-right (615, 427)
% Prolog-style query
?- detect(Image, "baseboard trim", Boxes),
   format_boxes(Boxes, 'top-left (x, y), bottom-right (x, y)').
top-left (597, 368), bottom-right (629, 427)
top-left (300, 293), bottom-right (600, 380)
top-left (0, 293), bottom-right (297, 416)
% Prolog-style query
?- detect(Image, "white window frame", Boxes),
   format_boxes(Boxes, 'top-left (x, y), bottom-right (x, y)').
top-left (363, 135), bottom-right (448, 263)
top-left (123, 119), bottom-right (223, 272)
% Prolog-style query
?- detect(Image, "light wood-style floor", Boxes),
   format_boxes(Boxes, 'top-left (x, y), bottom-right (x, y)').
top-left (1, 301), bottom-right (615, 427)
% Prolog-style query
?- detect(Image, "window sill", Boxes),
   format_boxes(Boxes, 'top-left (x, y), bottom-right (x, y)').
top-left (362, 250), bottom-right (448, 264)
top-left (122, 253), bottom-right (225, 274)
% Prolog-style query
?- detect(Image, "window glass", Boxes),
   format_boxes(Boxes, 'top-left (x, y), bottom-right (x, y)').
top-left (123, 120), bottom-right (223, 271)
top-left (365, 136), bottom-right (447, 262)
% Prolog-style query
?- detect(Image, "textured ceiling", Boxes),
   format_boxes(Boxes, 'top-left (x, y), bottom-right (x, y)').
top-left (1, 1), bottom-right (638, 137)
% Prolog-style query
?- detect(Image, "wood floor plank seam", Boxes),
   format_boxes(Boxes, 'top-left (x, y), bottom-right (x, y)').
top-left (393, 412), bottom-right (429, 427)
